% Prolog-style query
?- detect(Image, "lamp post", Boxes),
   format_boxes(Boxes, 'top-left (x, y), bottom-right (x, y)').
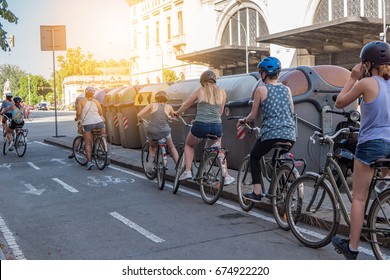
top-left (215, 9), bottom-right (250, 73)
top-left (383, 0), bottom-right (387, 42)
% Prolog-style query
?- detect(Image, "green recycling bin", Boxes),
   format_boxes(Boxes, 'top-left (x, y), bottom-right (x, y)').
top-left (115, 86), bottom-right (142, 149)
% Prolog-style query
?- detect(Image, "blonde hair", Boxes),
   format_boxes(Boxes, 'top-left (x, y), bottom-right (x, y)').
top-left (203, 82), bottom-right (224, 105)
top-left (378, 64), bottom-right (390, 80)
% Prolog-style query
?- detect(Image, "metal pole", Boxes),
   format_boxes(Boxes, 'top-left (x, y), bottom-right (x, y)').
top-left (384, 0), bottom-right (387, 42)
top-left (27, 73), bottom-right (31, 105)
top-left (51, 28), bottom-right (58, 137)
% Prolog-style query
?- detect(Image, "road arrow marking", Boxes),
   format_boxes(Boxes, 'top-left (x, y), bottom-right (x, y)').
top-left (24, 183), bottom-right (46, 195)
top-left (52, 178), bottom-right (79, 193)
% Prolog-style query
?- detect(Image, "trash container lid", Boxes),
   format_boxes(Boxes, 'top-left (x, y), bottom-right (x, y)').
top-left (104, 87), bottom-right (125, 105)
top-left (115, 86), bottom-right (137, 104)
top-left (93, 88), bottom-right (110, 103)
top-left (135, 83), bottom-right (171, 105)
top-left (217, 73), bottom-right (259, 102)
top-left (166, 79), bottom-right (199, 103)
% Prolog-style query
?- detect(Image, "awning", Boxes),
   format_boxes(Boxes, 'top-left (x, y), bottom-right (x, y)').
top-left (176, 45), bottom-right (269, 69)
top-left (256, 16), bottom-right (384, 55)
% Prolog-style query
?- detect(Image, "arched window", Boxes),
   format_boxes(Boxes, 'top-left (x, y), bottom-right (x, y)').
top-left (221, 7), bottom-right (268, 48)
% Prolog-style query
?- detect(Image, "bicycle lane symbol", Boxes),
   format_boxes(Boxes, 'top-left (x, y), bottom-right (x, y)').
top-left (86, 176), bottom-right (134, 187)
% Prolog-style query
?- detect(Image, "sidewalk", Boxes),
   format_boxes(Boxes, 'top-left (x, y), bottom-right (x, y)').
top-left (43, 136), bottom-right (240, 202)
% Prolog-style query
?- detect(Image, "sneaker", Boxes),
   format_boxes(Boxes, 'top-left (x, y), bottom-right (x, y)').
top-left (332, 236), bottom-right (359, 260)
top-left (8, 141), bottom-right (14, 151)
top-left (243, 191), bottom-right (263, 202)
top-left (68, 153), bottom-right (75, 159)
top-left (86, 161), bottom-right (94, 170)
top-left (179, 170), bottom-right (192, 181)
top-left (224, 175), bottom-right (235, 186)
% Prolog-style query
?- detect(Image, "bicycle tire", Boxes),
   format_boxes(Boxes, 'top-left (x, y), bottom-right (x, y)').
top-left (367, 188), bottom-right (390, 260)
top-left (270, 164), bottom-right (299, 231)
top-left (73, 135), bottom-right (87, 166)
top-left (3, 137), bottom-right (9, 155)
top-left (94, 137), bottom-right (108, 170)
top-left (27, 113), bottom-right (33, 122)
top-left (285, 174), bottom-right (339, 248)
top-left (173, 152), bottom-right (185, 194)
top-left (237, 156), bottom-right (254, 212)
top-left (198, 153), bottom-right (224, 205)
top-left (141, 141), bottom-right (157, 180)
top-left (156, 146), bottom-right (166, 190)
top-left (15, 132), bottom-right (27, 157)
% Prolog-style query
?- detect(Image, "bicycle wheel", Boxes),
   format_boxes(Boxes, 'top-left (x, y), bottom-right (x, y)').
top-left (27, 112), bottom-right (33, 121)
top-left (198, 153), bottom-right (224, 205)
top-left (94, 137), bottom-right (108, 170)
top-left (3, 136), bottom-right (9, 155)
top-left (270, 164), bottom-right (299, 231)
top-left (141, 141), bottom-right (157, 180)
top-left (15, 132), bottom-right (27, 157)
top-left (285, 174), bottom-right (339, 248)
top-left (73, 135), bottom-right (87, 166)
top-left (367, 188), bottom-right (390, 260)
top-left (173, 152), bottom-right (185, 194)
top-left (237, 156), bottom-right (254, 212)
top-left (156, 146), bottom-right (166, 190)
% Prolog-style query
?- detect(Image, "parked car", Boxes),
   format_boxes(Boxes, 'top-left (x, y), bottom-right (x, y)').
top-left (37, 102), bottom-right (49, 111)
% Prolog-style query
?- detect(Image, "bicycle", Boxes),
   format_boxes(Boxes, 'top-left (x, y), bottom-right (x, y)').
top-left (285, 126), bottom-right (390, 259)
top-left (173, 115), bottom-right (228, 205)
top-left (139, 119), bottom-right (170, 190)
top-left (233, 118), bottom-right (304, 230)
top-left (72, 128), bottom-right (109, 170)
top-left (2, 114), bottom-right (28, 157)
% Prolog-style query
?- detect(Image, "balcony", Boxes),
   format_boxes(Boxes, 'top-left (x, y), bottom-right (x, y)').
top-left (172, 34), bottom-right (186, 54)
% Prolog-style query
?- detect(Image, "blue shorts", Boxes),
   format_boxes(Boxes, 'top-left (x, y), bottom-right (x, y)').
top-left (355, 139), bottom-right (390, 165)
top-left (83, 121), bottom-right (105, 132)
top-left (190, 121), bottom-right (222, 139)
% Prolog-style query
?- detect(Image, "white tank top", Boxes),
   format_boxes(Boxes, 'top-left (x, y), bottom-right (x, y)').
top-left (81, 100), bottom-right (103, 125)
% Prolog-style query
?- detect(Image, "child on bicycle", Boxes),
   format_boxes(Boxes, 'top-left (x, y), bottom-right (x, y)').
top-left (1, 96), bottom-right (25, 150)
top-left (137, 90), bottom-right (179, 172)
top-left (238, 57), bottom-right (296, 201)
top-left (174, 70), bottom-right (235, 185)
top-left (332, 41), bottom-right (390, 260)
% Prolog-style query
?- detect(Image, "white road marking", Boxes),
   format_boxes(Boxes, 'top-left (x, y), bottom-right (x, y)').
top-left (0, 215), bottom-right (26, 260)
top-left (24, 183), bottom-right (46, 195)
top-left (51, 158), bottom-right (67, 165)
top-left (109, 212), bottom-right (165, 243)
top-left (52, 178), bottom-right (79, 193)
top-left (33, 141), bottom-right (51, 147)
top-left (27, 162), bottom-right (40, 170)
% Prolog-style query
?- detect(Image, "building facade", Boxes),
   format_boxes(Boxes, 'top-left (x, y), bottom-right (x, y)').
top-left (125, 0), bottom-right (389, 83)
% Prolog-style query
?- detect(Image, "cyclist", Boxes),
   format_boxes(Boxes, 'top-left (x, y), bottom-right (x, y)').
top-left (174, 70), bottom-right (235, 185)
top-left (2, 96), bottom-right (25, 150)
top-left (332, 41), bottom-right (390, 260)
top-left (238, 56), bottom-right (296, 201)
top-left (76, 86), bottom-right (106, 170)
top-left (1, 92), bottom-right (14, 132)
top-left (137, 90), bottom-right (179, 172)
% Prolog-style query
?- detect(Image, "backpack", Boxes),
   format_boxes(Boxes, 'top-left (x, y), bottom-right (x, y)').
top-left (12, 108), bottom-right (24, 124)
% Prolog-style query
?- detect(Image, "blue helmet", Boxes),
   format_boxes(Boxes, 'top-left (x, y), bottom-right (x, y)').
top-left (257, 56), bottom-right (281, 75)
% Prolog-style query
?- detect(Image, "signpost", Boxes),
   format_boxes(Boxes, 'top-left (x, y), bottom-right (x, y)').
top-left (40, 25), bottom-right (66, 137)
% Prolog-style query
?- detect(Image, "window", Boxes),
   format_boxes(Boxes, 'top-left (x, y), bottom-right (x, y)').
top-left (145, 25), bottom-right (149, 47)
top-left (156, 21), bottom-right (160, 44)
top-left (167, 16), bottom-right (171, 40)
top-left (178, 11), bottom-right (183, 35)
top-left (133, 31), bottom-right (138, 49)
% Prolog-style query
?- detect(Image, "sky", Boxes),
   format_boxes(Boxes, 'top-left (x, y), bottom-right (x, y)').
top-left (0, 0), bottom-right (131, 79)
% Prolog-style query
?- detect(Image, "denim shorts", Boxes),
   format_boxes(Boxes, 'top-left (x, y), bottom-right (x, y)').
top-left (355, 139), bottom-right (390, 165)
top-left (83, 121), bottom-right (105, 132)
top-left (191, 121), bottom-right (222, 139)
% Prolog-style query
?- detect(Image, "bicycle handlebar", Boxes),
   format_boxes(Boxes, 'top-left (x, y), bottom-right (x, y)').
top-left (310, 126), bottom-right (357, 144)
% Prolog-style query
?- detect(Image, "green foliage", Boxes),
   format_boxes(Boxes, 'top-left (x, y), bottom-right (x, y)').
top-left (17, 75), bottom-right (52, 104)
top-left (0, 0), bottom-right (18, 52)
top-left (0, 64), bottom-right (25, 95)
top-left (162, 69), bottom-right (178, 83)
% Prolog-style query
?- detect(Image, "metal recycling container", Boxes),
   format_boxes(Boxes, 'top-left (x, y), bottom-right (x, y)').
top-left (104, 87), bottom-right (124, 145)
top-left (224, 65), bottom-right (357, 172)
top-left (115, 86), bottom-right (142, 149)
top-left (218, 73), bottom-right (261, 170)
top-left (134, 83), bottom-right (171, 145)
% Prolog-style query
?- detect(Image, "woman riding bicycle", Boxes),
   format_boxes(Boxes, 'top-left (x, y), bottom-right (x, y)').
top-left (1, 92), bottom-right (14, 132)
top-left (238, 56), bottom-right (296, 201)
top-left (174, 70), bottom-right (235, 185)
top-left (332, 41), bottom-right (390, 260)
top-left (2, 96), bottom-right (25, 150)
top-left (76, 86), bottom-right (106, 170)
top-left (137, 90), bottom-right (179, 172)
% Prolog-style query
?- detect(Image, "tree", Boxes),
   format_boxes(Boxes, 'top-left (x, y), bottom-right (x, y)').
top-left (162, 69), bottom-right (178, 83)
top-left (17, 75), bottom-right (52, 104)
top-left (0, 64), bottom-right (25, 94)
top-left (0, 0), bottom-right (18, 52)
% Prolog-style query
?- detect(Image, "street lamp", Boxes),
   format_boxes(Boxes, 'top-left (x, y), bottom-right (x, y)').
top-left (383, 0), bottom-right (387, 42)
top-left (215, 9), bottom-right (250, 73)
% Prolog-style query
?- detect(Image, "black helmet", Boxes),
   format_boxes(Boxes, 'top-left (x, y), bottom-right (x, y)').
top-left (200, 70), bottom-right (216, 86)
top-left (257, 56), bottom-right (281, 75)
top-left (360, 41), bottom-right (390, 66)
top-left (13, 96), bottom-right (22, 103)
